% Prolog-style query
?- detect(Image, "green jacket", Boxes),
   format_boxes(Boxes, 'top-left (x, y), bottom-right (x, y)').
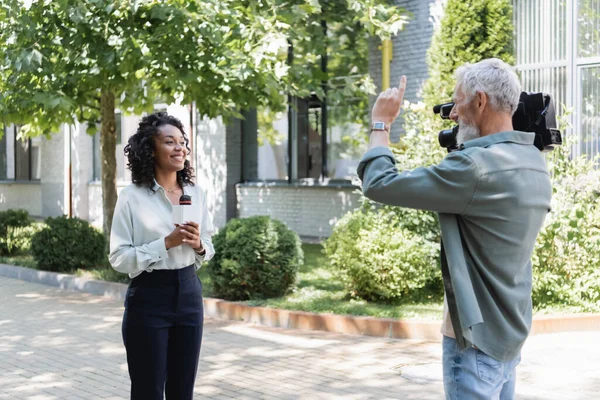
top-left (357, 131), bottom-right (552, 361)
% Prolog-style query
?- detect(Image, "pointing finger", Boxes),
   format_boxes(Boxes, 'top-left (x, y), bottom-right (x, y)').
top-left (398, 75), bottom-right (407, 94)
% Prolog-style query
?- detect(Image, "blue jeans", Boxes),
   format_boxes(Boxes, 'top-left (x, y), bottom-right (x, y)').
top-left (443, 336), bottom-right (521, 400)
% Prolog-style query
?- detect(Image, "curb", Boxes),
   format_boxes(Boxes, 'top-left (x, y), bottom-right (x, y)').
top-left (203, 297), bottom-right (442, 340)
top-left (0, 263), bottom-right (127, 300)
top-left (2, 263), bottom-right (599, 340)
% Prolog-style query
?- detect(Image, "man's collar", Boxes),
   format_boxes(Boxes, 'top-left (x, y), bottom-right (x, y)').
top-left (462, 130), bottom-right (535, 150)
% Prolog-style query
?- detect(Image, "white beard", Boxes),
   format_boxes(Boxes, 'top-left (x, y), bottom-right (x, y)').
top-left (456, 122), bottom-right (481, 145)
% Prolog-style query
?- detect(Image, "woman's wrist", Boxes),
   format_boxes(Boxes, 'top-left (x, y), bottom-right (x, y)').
top-left (194, 242), bottom-right (205, 255)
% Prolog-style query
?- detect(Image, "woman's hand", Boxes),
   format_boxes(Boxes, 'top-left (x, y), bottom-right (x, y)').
top-left (180, 221), bottom-right (203, 252)
top-left (165, 221), bottom-right (203, 251)
top-left (165, 225), bottom-right (186, 250)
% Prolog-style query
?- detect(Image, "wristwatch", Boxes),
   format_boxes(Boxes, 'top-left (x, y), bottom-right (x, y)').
top-left (371, 121), bottom-right (390, 132)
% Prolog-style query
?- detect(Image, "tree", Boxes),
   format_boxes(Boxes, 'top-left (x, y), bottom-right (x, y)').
top-left (257, 0), bottom-right (409, 146)
top-left (323, 0), bottom-right (517, 302)
top-left (421, 0), bottom-right (514, 108)
top-left (0, 0), bottom-right (406, 240)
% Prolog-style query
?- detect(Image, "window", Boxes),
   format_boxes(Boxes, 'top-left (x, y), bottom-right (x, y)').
top-left (30, 136), bottom-right (42, 180)
top-left (255, 93), bottom-right (367, 182)
top-left (92, 131), bottom-right (101, 181)
top-left (327, 100), bottom-right (367, 181)
top-left (578, 0), bottom-right (600, 58)
top-left (0, 126), bottom-right (41, 181)
top-left (514, 0), bottom-right (600, 158)
top-left (513, 0), bottom-right (568, 111)
top-left (296, 96), bottom-right (324, 180)
top-left (580, 66), bottom-right (600, 156)
top-left (15, 133), bottom-right (30, 180)
top-left (257, 97), bottom-right (325, 182)
top-left (0, 126), bottom-right (7, 180)
top-left (257, 109), bottom-right (289, 180)
top-left (0, 126), bottom-right (40, 181)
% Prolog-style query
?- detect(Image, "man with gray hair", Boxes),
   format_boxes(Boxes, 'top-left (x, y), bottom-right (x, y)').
top-left (358, 58), bottom-right (551, 399)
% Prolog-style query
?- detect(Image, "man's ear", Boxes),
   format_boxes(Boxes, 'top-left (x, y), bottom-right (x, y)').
top-left (476, 91), bottom-right (488, 111)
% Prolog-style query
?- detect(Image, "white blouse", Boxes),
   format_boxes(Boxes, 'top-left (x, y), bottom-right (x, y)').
top-left (109, 181), bottom-right (215, 278)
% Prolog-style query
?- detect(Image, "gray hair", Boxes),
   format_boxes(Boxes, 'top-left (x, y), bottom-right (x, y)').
top-left (455, 58), bottom-right (521, 115)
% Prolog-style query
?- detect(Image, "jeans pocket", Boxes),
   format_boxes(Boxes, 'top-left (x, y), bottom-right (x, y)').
top-left (476, 350), bottom-right (503, 385)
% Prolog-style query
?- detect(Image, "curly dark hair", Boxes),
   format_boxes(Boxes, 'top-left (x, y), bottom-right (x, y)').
top-left (124, 112), bottom-right (195, 190)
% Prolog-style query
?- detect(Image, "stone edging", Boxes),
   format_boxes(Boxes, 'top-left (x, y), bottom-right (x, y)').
top-left (2, 263), bottom-right (599, 340)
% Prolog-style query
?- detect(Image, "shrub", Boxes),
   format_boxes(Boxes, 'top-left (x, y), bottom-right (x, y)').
top-left (325, 203), bottom-right (442, 303)
top-left (207, 216), bottom-right (303, 301)
top-left (532, 130), bottom-right (600, 311)
top-left (0, 209), bottom-right (35, 255)
top-left (422, 0), bottom-right (515, 107)
top-left (324, 103), bottom-right (444, 303)
top-left (30, 215), bottom-right (106, 272)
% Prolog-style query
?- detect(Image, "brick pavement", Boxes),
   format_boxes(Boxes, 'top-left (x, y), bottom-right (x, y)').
top-left (1, 277), bottom-right (599, 400)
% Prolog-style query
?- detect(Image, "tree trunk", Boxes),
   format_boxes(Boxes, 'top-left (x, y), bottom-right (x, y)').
top-left (100, 90), bottom-right (117, 250)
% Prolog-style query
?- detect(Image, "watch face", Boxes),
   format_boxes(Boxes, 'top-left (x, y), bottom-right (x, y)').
top-left (373, 122), bottom-right (385, 130)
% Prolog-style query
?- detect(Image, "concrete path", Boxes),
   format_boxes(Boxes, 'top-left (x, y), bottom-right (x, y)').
top-left (0, 276), bottom-right (598, 399)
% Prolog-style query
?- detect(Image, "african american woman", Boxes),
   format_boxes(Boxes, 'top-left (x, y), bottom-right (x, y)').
top-left (109, 112), bottom-right (215, 400)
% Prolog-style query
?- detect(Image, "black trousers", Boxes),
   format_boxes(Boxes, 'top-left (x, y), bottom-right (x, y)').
top-left (122, 265), bottom-right (203, 400)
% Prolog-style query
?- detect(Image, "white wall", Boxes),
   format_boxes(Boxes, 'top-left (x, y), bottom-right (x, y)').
top-left (0, 182), bottom-right (42, 216)
top-left (195, 116), bottom-right (228, 229)
top-left (237, 184), bottom-right (361, 239)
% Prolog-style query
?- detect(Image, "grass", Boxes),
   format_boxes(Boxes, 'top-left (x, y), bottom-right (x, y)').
top-left (212, 244), bottom-right (445, 321)
top-left (0, 254), bottom-right (130, 284)
top-left (73, 258), bottom-right (131, 284)
top-left (3, 245), bottom-right (595, 321)
top-left (0, 254), bottom-right (38, 270)
top-left (1, 245), bottom-right (443, 320)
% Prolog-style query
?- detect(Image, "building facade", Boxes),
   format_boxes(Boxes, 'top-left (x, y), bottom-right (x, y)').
top-left (1, 0), bottom-right (597, 240)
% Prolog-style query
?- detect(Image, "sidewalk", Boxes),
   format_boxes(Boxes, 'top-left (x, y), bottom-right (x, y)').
top-left (0, 276), bottom-right (598, 399)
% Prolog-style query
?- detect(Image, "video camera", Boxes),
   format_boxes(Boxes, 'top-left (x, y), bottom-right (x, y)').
top-left (433, 92), bottom-right (563, 152)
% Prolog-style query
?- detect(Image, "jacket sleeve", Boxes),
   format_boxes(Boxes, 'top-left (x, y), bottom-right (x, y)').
top-left (194, 188), bottom-right (216, 267)
top-left (108, 192), bottom-right (169, 275)
top-left (357, 146), bottom-right (480, 214)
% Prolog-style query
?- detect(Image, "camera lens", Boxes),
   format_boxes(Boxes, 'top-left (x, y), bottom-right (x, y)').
top-left (438, 126), bottom-right (459, 149)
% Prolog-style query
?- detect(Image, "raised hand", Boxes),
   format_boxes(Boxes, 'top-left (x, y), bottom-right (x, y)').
top-left (371, 75), bottom-right (407, 128)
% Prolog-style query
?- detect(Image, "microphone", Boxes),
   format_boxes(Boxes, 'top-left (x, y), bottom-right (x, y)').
top-left (175, 195), bottom-right (192, 225)
top-left (179, 195), bottom-right (192, 206)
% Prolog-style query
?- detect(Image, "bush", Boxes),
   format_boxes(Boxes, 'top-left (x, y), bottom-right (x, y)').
top-left (326, 1), bottom-right (516, 304)
top-left (207, 216), bottom-right (303, 300)
top-left (0, 209), bottom-right (35, 255)
top-left (325, 202), bottom-right (442, 303)
top-left (531, 131), bottom-right (600, 311)
top-left (30, 215), bottom-right (106, 272)
top-left (324, 103), bottom-right (444, 303)
top-left (422, 0), bottom-right (515, 107)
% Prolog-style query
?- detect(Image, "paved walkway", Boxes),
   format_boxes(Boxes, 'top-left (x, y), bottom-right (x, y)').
top-left (0, 277), bottom-right (598, 400)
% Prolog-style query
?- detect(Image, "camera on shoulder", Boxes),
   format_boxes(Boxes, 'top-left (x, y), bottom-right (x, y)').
top-left (433, 92), bottom-right (563, 153)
